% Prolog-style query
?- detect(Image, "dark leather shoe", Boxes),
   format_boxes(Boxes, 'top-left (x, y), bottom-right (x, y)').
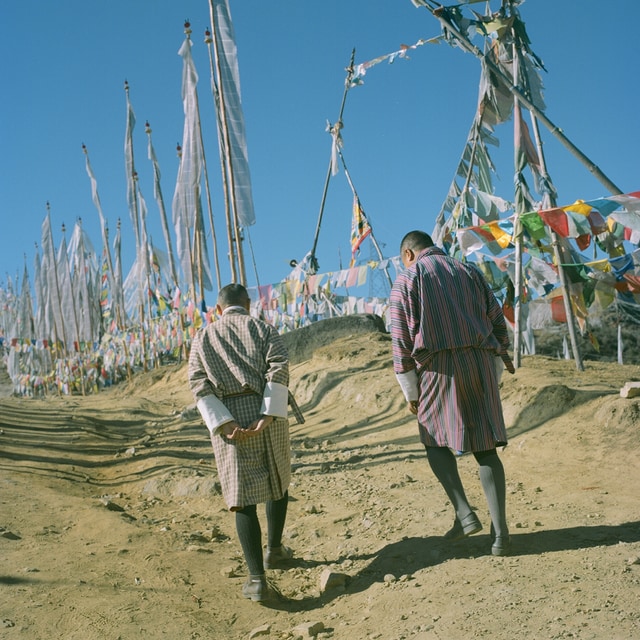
top-left (242, 575), bottom-right (268, 602)
top-left (264, 545), bottom-right (293, 570)
top-left (491, 535), bottom-right (511, 556)
top-left (444, 512), bottom-right (482, 541)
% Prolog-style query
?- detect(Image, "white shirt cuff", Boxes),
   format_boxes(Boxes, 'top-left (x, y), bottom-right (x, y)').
top-left (395, 370), bottom-right (419, 402)
top-left (197, 396), bottom-right (234, 435)
top-left (260, 381), bottom-right (289, 418)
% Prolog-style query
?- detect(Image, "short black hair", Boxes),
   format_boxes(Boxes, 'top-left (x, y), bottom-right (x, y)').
top-left (217, 283), bottom-right (250, 309)
top-left (400, 230), bottom-right (434, 252)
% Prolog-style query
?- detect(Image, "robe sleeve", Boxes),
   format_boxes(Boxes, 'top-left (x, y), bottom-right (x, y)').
top-left (260, 381), bottom-right (289, 417)
top-left (197, 395), bottom-right (234, 435)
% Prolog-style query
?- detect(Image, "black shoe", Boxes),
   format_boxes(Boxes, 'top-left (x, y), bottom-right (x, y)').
top-left (444, 512), bottom-right (482, 541)
top-left (264, 545), bottom-right (293, 570)
top-left (242, 575), bottom-right (268, 602)
top-left (491, 535), bottom-right (511, 556)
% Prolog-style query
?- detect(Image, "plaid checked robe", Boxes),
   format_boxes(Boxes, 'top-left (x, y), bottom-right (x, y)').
top-left (188, 308), bottom-right (290, 509)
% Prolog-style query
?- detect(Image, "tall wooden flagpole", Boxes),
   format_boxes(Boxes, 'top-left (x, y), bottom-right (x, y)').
top-left (309, 49), bottom-right (356, 274)
top-left (144, 122), bottom-right (179, 288)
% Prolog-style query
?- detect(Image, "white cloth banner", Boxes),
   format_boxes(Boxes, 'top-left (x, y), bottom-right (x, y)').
top-left (210, 0), bottom-right (256, 227)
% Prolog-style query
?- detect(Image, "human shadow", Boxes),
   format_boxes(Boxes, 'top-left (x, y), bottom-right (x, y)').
top-left (261, 520), bottom-right (640, 612)
top-left (346, 520), bottom-right (640, 595)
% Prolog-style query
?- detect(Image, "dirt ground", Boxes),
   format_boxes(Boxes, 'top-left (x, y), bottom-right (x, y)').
top-left (1, 328), bottom-right (640, 640)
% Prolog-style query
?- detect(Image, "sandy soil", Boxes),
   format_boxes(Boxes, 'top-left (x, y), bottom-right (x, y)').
top-left (1, 329), bottom-right (640, 640)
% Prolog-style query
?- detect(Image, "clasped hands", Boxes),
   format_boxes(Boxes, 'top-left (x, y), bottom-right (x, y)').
top-left (221, 415), bottom-right (275, 440)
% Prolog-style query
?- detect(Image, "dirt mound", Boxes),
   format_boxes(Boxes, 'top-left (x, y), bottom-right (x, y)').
top-left (281, 313), bottom-right (387, 364)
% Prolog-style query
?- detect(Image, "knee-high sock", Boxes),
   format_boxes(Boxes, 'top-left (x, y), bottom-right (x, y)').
top-left (426, 446), bottom-right (473, 521)
top-left (474, 449), bottom-right (508, 538)
top-left (266, 491), bottom-right (288, 549)
top-left (235, 504), bottom-right (263, 576)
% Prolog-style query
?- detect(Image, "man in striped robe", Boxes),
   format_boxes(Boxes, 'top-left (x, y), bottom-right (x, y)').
top-left (188, 283), bottom-right (293, 602)
top-left (390, 230), bottom-right (515, 556)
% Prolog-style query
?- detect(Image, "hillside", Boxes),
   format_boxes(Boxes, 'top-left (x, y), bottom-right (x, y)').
top-left (1, 321), bottom-right (640, 639)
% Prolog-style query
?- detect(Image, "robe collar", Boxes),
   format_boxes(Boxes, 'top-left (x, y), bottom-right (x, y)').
top-left (222, 305), bottom-right (249, 316)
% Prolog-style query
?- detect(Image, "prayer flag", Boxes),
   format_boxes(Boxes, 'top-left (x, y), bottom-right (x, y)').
top-left (209, 0), bottom-right (256, 226)
top-left (173, 36), bottom-right (213, 294)
top-left (350, 196), bottom-right (372, 267)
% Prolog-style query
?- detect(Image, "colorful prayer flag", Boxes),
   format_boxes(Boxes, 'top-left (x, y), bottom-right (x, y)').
top-left (350, 196), bottom-right (371, 267)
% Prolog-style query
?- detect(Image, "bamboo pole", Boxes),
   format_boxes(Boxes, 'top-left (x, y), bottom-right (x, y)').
top-left (143, 123), bottom-right (179, 288)
top-left (511, 40), bottom-right (523, 369)
top-left (512, 216), bottom-right (523, 367)
top-left (112, 219), bottom-right (132, 382)
top-left (501, 3), bottom-right (583, 370)
top-left (196, 223), bottom-right (206, 316)
top-left (81, 143), bottom-right (119, 326)
top-left (45, 203), bottom-right (67, 360)
top-left (204, 26), bottom-right (235, 288)
top-left (528, 112), bottom-right (584, 371)
top-left (309, 49), bottom-right (356, 274)
top-left (184, 23), bottom-right (222, 294)
top-left (113, 219), bottom-right (125, 332)
top-left (206, 7), bottom-right (247, 285)
top-left (124, 82), bottom-right (143, 256)
top-left (131, 181), bottom-right (150, 373)
top-left (245, 229), bottom-right (262, 292)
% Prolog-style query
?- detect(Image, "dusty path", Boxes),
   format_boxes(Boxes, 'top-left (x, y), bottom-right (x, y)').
top-left (1, 334), bottom-right (640, 639)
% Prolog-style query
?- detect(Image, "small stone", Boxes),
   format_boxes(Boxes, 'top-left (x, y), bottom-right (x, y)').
top-left (620, 381), bottom-right (640, 398)
top-left (186, 545), bottom-right (213, 553)
top-left (383, 573), bottom-right (396, 583)
top-left (220, 566), bottom-right (236, 578)
top-left (627, 556), bottom-right (640, 566)
top-left (248, 623), bottom-right (271, 638)
top-left (1, 530), bottom-right (21, 540)
top-left (101, 499), bottom-right (125, 512)
top-left (188, 532), bottom-right (210, 543)
top-left (292, 621), bottom-right (325, 638)
top-left (319, 569), bottom-right (348, 592)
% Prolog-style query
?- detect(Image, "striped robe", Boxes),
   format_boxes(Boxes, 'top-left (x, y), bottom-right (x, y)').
top-left (390, 247), bottom-right (511, 452)
top-left (188, 309), bottom-right (290, 509)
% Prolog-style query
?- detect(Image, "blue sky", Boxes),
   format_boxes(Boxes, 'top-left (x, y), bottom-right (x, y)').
top-left (1, 0), bottom-right (638, 297)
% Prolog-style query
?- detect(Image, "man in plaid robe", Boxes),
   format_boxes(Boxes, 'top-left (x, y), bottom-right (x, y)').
top-left (188, 283), bottom-right (293, 602)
